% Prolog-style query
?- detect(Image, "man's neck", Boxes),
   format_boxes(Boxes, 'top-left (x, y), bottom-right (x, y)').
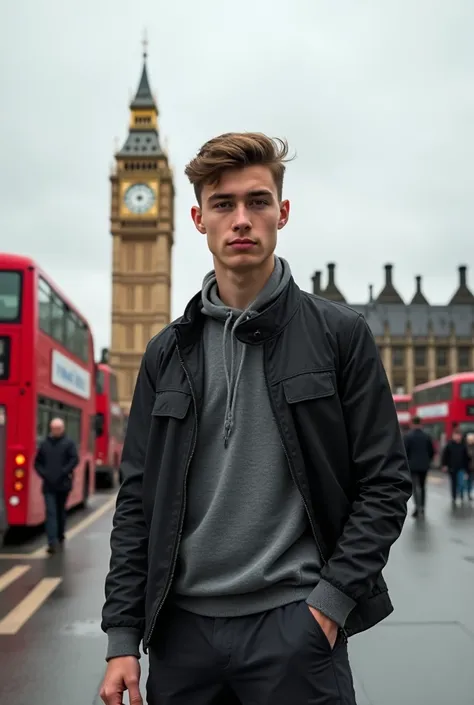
top-left (214, 255), bottom-right (275, 310)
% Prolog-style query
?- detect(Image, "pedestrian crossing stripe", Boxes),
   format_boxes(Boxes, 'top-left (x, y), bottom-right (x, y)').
top-left (0, 565), bottom-right (62, 635)
top-left (0, 565), bottom-right (30, 592)
top-left (0, 577), bottom-right (62, 635)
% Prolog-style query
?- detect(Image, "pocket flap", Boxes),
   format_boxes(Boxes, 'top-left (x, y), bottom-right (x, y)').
top-left (283, 372), bottom-right (335, 404)
top-left (152, 390), bottom-right (192, 419)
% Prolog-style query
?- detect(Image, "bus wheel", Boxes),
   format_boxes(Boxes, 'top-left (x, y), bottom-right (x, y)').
top-left (82, 465), bottom-right (90, 508)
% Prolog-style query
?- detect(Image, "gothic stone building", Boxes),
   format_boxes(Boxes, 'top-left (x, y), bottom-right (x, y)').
top-left (311, 263), bottom-right (474, 394)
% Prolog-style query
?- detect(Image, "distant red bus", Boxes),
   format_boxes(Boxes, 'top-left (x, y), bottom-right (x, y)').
top-left (0, 254), bottom-right (96, 533)
top-left (393, 394), bottom-right (412, 430)
top-left (95, 359), bottom-right (124, 487)
top-left (410, 373), bottom-right (474, 461)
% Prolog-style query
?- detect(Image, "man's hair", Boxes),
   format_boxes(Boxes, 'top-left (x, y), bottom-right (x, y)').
top-left (184, 132), bottom-right (293, 204)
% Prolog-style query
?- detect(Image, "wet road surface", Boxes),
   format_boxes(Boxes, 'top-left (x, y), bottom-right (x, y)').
top-left (0, 475), bottom-right (473, 705)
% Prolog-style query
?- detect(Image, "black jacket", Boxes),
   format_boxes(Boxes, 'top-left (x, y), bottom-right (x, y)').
top-left (441, 440), bottom-right (469, 472)
top-left (34, 434), bottom-right (78, 493)
top-left (403, 428), bottom-right (434, 472)
top-left (101, 277), bottom-right (411, 654)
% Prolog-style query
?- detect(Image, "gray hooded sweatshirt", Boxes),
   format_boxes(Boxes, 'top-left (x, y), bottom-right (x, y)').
top-left (173, 256), bottom-right (323, 617)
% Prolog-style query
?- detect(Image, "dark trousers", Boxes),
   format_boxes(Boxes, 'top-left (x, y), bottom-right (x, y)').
top-left (147, 600), bottom-right (357, 704)
top-left (411, 470), bottom-right (428, 509)
top-left (467, 472), bottom-right (473, 498)
top-left (449, 469), bottom-right (466, 501)
top-left (44, 491), bottom-right (68, 546)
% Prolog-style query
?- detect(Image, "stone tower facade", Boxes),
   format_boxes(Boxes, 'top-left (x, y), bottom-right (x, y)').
top-left (109, 47), bottom-right (174, 413)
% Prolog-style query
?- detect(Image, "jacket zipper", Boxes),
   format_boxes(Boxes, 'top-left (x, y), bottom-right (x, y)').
top-left (143, 342), bottom-right (198, 651)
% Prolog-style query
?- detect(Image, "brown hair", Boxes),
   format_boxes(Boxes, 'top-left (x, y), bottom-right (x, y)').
top-left (184, 132), bottom-right (293, 204)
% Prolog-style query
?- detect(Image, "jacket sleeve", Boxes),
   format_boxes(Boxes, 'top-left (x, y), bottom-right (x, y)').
top-left (34, 444), bottom-right (46, 479)
top-left (101, 343), bottom-right (156, 660)
top-left (308, 314), bottom-right (412, 626)
top-left (441, 443), bottom-right (450, 467)
top-left (427, 436), bottom-right (435, 461)
top-left (62, 441), bottom-right (79, 475)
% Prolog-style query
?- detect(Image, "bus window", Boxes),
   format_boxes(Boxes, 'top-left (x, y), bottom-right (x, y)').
top-left (96, 368), bottom-right (105, 395)
top-left (95, 412), bottom-right (105, 437)
top-left (0, 271), bottom-right (22, 322)
top-left (460, 383), bottom-right (474, 400)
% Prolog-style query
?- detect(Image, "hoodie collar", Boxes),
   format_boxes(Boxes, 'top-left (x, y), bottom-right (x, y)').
top-left (175, 260), bottom-right (300, 348)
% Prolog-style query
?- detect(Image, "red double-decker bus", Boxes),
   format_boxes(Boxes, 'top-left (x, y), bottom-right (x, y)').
top-left (410, 372), bottom-right (474, 460)
top-left (95, 353), bottom-right (124, 487)
top-left (0, 254), bottom-right (96, 534)
top-left (393, 393), bottom-right (412, 431)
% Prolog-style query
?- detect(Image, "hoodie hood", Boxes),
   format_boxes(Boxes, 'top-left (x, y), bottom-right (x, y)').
top-left (200, 256), bottom-right (292, 446)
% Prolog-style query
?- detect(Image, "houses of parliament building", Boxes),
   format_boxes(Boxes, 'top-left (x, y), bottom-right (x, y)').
top-left (311, 262), bottom-right (474, 394)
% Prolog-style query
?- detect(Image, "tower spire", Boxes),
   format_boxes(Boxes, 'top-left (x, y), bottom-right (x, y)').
top-left (130, 37), bottom-right (156, 110)
top-left (116, 37), bottom-right (163, 158)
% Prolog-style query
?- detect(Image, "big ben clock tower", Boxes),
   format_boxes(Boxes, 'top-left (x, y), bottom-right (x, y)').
top-left (109, 42), bottom-right (174, 413)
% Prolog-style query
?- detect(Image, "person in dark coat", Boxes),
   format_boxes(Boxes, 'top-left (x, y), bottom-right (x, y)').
top-left (34, 417), bottom-right (78, 553)
top-left (403, 416), bottom-right (434, 517)
top-left (441, 428), bottom-right (470, 506)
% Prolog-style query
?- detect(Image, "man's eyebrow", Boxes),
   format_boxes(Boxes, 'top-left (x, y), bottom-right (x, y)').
top-left (207, 189), bottom-right (273, 202)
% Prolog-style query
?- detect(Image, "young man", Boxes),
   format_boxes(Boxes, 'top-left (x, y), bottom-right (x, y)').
top-left (100, 132), bottom-right (411, 705)
top-left (403, 416), bottom-right (435, 517)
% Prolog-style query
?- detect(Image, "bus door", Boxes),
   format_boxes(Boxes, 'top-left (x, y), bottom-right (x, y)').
top-left (0, 405), bottom-right (6, 536)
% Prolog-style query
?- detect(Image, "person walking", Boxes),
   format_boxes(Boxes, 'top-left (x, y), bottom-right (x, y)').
top-left (441, 427), bottom-right (470, 506)
top-left (403, 416), bottom-right (435, 517)
top-left (34, 417), bottom-right (78, 553)
top-left (99, 132), bottom-right (412, 705)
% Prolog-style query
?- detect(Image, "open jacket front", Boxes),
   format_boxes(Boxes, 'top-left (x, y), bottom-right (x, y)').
top-left (101, 276), bottom-right (412, 658)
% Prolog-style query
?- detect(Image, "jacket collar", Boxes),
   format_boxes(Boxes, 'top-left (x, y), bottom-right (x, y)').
top-left (174, 276), bottom-right (301, 348)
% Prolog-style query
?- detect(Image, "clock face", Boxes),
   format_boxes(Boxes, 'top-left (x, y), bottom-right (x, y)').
top-left (123, 183), bottom-right (155, 214)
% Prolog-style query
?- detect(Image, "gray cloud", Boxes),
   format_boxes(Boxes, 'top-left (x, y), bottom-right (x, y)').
top-left (1, 0), bottom-right (473, 353)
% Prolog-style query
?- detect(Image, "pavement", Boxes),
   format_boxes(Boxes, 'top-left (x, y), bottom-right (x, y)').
top-left (0, 475), bottom-right (473, 705)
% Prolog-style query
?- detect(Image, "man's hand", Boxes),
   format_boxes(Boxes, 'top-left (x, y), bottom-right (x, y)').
top-left (99, 656), bottom-right (143, 705)
top-left (308, 606), bottom-right (338, 649)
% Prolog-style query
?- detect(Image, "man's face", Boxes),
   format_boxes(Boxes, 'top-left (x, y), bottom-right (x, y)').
top-left (50, 420), bottom-right (64, 438)
top-left (453, 431), bottom-right (462, 443)
top-left (191, 165), bottom-right (290, 272)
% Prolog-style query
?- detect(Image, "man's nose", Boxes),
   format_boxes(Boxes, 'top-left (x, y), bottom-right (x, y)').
top-left (231, 206), bottom-right (252, 232)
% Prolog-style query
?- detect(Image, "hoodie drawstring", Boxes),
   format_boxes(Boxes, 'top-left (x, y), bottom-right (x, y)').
top-left (223, 309), bottom-right (249, 447)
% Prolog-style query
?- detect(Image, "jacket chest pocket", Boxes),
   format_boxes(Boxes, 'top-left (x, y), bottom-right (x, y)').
top-left (283, 371), bottom-right (336, 404)
top-left (282, 371), bottom-right (338, 430)
top-left (152, 390), bottom-right (192, 421)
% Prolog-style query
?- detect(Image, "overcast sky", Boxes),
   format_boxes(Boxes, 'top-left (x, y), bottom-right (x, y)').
top-left (2, 1), bottom-right (473, 355)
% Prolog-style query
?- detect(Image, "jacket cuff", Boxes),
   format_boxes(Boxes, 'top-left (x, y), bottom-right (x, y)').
top-left (105, 627), bottom-right (142, 661)
top-left (306, 579), bottom-right (356, 628)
